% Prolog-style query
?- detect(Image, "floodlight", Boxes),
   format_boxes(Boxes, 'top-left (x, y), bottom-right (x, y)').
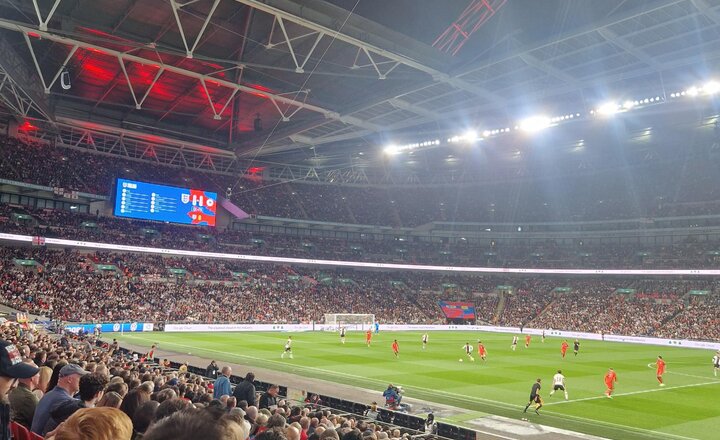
top-left (383, 145), bottom-right (399, 155)
top-left (463, 130), bottom-right (478, 141)
top-left (519, 115), bottom-right (551, 132)
top-left (686, 86), bottom-right (699, 97)
top-left (597, 102), bottom-right (619, 116)
top-left (704, 81), bottom-right (720, 95)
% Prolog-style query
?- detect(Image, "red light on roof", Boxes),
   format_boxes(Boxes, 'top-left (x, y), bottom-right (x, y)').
top-left (27, 32), bottom-right (40, 38)
top-left (250, 92), bottom-right (267, 99)
top-left (87, 47), bottom-right (106, 54)
top-left (18, 121), bottom-right (38, 131)
top-left (247, 83), bottom-right (276, 94)
top-left (248, 166), bottom-right (265, 174)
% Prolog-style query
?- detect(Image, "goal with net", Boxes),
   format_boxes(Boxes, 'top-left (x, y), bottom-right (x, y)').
top-left (324, 313), bottom-right (375, 331)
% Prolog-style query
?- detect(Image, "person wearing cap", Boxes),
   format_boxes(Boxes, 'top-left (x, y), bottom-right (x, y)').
top-left (7, 360), bottom-right (40, 429)
top-left (0, 340), bottom-right (40, 440)
top-left (31, 363), bottom-right (88, 436)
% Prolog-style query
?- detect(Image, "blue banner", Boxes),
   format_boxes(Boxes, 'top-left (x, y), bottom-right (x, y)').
top-left (65, 322), bottom-right (151, 333)
top-left (113, 178), bottom-right (217, 226)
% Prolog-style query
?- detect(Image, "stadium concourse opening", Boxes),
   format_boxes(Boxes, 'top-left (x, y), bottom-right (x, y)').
top-left (2, 0), bottom-right (720, 439)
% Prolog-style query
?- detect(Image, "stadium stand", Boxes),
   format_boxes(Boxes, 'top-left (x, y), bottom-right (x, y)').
top-left (0, 245), bottom-right (718, 341)
top-left (4, 134), bottom-right (720, 226)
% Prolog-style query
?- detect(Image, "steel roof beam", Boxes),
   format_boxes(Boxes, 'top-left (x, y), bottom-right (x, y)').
top-left (597, 28), bottom-right (660, 69)
top-left (0, 35), bottom-right (53, 121)
top-left (0, 18), bottom-right (382, 132)
top-left (453, 0), bottom-right (684, 80)
top-left (518, 53), bottom-right (579, 85)
top-left (31, 0), bottom-right (62, 31)
top-left (233, 0), bottom-right (507, 105)
top-left (690, 0), bottom-right (720, 24)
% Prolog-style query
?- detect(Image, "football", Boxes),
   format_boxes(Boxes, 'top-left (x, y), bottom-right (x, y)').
top-left (459, 358), bottom-right (463, 362)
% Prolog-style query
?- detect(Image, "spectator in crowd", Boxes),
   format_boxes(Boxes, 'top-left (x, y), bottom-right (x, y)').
top-left (42, 372), bottom-right (108, 434)
top-left (213, 366), bottom-right (232, 399)
top-left (132, 400), bottom-right (160, 439)
top-left (97, 391), bottom-right (123, 409)
top-left (120, 389), bottom-right (149, 422)
top-left (48, 407), bottom-right (132, 440)
top-left (32, 363), bottom-right (87, 435)
top-left (260, 385), bottom-right (280, 410)
top-left (233, 372), bottom-right (256, 407)
top-left (7, 360), bottom-right (39, 429)
top-left (0, 340), bottom-right (39, 440)
top-left (35, 366), bottom-right (53, 398)
top-left (143, 407), bottom-right (246, 440)
top-left (206, 360), bottom-right (219, 379)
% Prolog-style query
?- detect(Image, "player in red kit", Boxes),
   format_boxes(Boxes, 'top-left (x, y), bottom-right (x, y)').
top-left (477, 340), bottom-right (487, 361)
top-left (366, 329), bottom-right (372, 347)
top-left (655, 356), bottom-right (666, 386)
top-left (604, 368), bottom-right (617, 398)
top-left (525, 334), bottom-right (531, 348)
top-left (560, 340), bottom-right (569, 358)
top-left (392, 340), bottom-right (399, 358)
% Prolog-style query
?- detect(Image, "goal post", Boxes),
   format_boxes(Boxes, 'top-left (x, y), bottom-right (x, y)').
top-left (324, 313), bottom-right (375, 331)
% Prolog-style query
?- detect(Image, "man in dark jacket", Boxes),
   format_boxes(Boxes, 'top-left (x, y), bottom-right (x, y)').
top-left (232, 372), bottom-right (256, 407)
top-left (258, 384), bottom-right (279, 410)
top-left (206, 360), bottom-right (218, 379)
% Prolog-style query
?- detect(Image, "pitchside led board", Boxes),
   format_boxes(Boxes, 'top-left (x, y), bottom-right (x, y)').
top-left (113, 178), bottom-right (217, 226)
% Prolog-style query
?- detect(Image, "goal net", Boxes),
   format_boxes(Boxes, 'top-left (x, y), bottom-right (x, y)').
top-left (324, 313), bottom-right (375, 331)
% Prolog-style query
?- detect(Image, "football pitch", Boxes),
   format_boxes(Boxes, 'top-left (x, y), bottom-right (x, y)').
top-left (113, 331), bottom-right (720, 440)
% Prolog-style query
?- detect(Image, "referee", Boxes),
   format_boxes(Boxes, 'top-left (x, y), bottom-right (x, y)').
top-left (523, 378), bottom-right (543, 415)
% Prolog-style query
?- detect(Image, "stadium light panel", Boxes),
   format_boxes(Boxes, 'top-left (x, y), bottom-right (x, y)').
top-left (519, 115), bottom-right (551, 132)
top-left (623, 100), bottom-right (635, 109)
top-left (383, 145), bottom-right (399, 155)
top-left (463, 130), bottom-right (478, 141)
top-left (597, 102), bottom-right (620, 116)
top-left (686, 86), bottom-right (699, 97)
top-left (704, 81), bottom-right (720, 95)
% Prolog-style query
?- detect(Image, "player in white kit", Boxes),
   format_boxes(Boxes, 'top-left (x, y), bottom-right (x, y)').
top-left (511, 336), bottom-right (518, 351)
top-left (422, 333), bottom-right (429, 350)
top-left (462, 342), bottom-right (475, 361)
top-left (549, 369), bottom-right (568, 400)
top-left (281, 336), bottom-right (293, 359)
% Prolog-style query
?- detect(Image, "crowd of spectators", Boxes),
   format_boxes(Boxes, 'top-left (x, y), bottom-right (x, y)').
top-left (4, 134), bottom-right (720, 226)
top-left (3, 202), bottom-right (720, 269)
top-left (0, 245), bottom-right (719, 341)
top-left (1, 320), bottom-right (423, 440)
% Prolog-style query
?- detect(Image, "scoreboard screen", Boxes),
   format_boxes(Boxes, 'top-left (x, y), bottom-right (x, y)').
top-left (113, 178), bottom-right (217, 226)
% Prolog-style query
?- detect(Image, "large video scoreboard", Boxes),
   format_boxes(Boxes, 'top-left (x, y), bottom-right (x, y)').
top-left (113, 178), bottom-right (217, 226)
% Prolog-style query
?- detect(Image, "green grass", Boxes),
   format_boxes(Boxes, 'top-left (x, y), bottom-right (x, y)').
top-left (113, 331), bottom-right (720, 440)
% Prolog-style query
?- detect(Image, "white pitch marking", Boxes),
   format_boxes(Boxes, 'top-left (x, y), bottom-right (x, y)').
top-left (546, 380), bottom-right (720, 405)
top-left (120, 334), bottom-right (703, 440)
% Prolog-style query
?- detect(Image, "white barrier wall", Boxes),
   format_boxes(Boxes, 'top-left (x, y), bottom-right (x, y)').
top-left (162, 323), bottom-right (720, 350)
top-left (164, 324), bottom-right (310, 332)
top-left (2, 232), bottom-right (720, 276)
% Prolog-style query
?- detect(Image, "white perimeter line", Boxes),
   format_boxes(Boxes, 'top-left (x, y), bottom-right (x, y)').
top-left (120, 334), bottom-right (701, 440)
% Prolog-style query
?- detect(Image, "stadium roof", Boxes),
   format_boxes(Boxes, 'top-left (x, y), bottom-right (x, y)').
top-left (1, 0), bottom-right (720, 168)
